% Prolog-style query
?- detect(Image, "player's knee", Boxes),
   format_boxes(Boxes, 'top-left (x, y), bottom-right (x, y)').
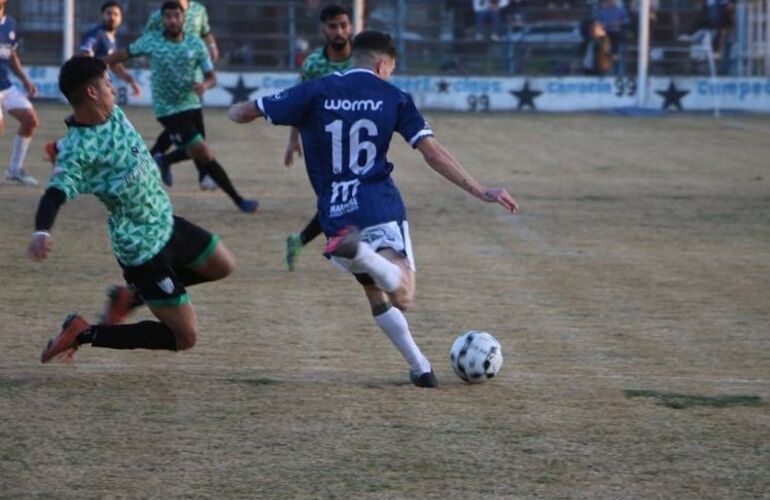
top-left (19, 112), bottom-right (38, 134)
top-left (208, 245), bottom-right (236, 280)
top-left (26, 113), bottom-right (39, 131)
top-left (391, 289), bottom-right (415, 312)
top-left (189, 142), bottom-right (213, 163)
top-left (219, 252), bottom-right (236, 278)
top-left (174, 328), bottom-right (198, 351)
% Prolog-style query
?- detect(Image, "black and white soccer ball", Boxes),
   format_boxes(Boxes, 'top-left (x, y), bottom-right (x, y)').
top-left (449, 330), bottom-right (503, 383)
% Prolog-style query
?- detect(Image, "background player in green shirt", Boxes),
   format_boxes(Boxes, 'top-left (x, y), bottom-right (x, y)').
top-left (284, 4), bottom-right (352, 271)
top-left (145, 0), bottom-right (219, 190)
top-left (30, 56), bottom-right (237, 363)
top-left (105, 1), bottom-right (257, 213)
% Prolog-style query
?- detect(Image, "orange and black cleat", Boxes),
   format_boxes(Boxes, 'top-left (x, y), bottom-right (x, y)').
top-left (40, 313), bottom-right (90, 364)
top-left (101, 285), bottom-right (135, 325)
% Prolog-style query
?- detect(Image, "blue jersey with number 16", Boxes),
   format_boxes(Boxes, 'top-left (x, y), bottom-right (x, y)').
top-left (257, 68), bottom-right (434, 236)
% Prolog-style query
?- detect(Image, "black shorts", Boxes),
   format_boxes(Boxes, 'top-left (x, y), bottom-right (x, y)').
top-left (119, 216), bottom-right (219, 308)
top-left (157, 108), bottom-right (206, 149)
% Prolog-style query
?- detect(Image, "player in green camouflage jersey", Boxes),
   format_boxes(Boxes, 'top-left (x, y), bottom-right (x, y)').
top-left (105, 1), bottom-right (257, 213)
top-left (284, 4), bottom-right (352, 271)
top-left (51, 103), bottom-right (174, 266)
top-left (145, 0), bottom-right (219, 189)
top-left (30, 56), bottom-right (238, 363)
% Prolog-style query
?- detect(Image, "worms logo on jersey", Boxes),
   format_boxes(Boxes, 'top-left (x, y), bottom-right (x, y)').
top-left (324, 99), bottom-right (384, 111)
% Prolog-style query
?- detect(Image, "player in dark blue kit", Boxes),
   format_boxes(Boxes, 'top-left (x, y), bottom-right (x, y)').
top-left (45, 1), bottom-right (139, 163)
top-left (80, 1), bottom-right (140, 96)
top-left (0, 0), bottom-right (39, 186)
top-left (229, 31), bottom-right (518, 388)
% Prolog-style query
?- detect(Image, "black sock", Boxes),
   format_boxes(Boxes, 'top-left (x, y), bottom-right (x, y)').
top-left (299, 213), bottom-right (323, 246)
top-left (150, 130), bottom-right (173, 156)
top-left (163, 148), bottom-right (190, 167)
top-left (197, 159), bottom-right (244, 205)
top-left (88, 321), bottom-right (178, 351)
top-left (194, 158), bottom-right (206, 182)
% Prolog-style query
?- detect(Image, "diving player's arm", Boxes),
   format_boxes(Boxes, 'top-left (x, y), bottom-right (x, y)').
top-left (416, 136), bottom-right (519, 214)
top-left (193, 70), bottom-right (216, 96)
top-left (9, 51), bottom-right (36, 98)
top-left (28, 188), bottom-right (67, 261)
top-left (228, 100), bottom-right (263, 124)
top-left (110, 63), bottom-right (141, 96)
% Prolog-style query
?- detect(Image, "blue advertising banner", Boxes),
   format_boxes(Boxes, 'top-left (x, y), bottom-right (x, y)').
top-left (19, 67), bottom-right (770, 113)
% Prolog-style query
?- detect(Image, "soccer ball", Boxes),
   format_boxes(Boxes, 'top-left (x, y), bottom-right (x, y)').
top-left (449, 330), bottom-right (503, 383)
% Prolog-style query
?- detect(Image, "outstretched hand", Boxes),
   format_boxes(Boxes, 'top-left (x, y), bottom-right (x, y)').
top-left (482, 188), bottom-right (519, 214)
top-left (284, 139), bottom-right (303, 167)
top-left (129, 80), bottom-right (141, 97)
top-left (27, 233), bottom-right (53, 261)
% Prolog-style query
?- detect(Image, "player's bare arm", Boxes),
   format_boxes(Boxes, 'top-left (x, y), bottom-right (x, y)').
top-left (416, 136), bottom-right (518, 214)
top-left (203, 33), bottom-right (219, 62)
top-left (284, 127), bottom-right (303, 167)
top-left (193, 70), bottom-right (216, 96)
top-left (228, 100), bottom-right (263, 123)
top-left (10, 51), bottom-right (35, 98)
top-left (110, 62), bottom-right (141, 96)
top-left (102, 48), bottom-right (131, 66)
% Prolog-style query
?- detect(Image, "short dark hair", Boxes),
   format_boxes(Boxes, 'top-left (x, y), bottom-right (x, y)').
top-left (161, 1), bottom-right (184, 15)
top-left (320, 4), bottom-right (350, 23)
top-left (352, 31), bottom-right (397, 59)
top-left (101, 1), bottom-right (122, 13)
top-left (59, 56), bottom-right (107, 104)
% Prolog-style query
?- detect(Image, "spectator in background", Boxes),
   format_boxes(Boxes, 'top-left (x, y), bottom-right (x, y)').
top-left (702, 0), bottom-right (735, 70)
top-left (473, 0), bottom-right (509, 42)
top-left (581, 19), bottom-right (613, 75)
top-left (679, 0), bottom-right (736, 74)
top-left (593, 0), bottom-right (629, 74)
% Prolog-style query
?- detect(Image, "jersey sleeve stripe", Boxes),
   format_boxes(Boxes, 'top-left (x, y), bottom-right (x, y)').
top-left (409, 129), bottom-right (433, 147)
top-left (255, 97), bottom-right (273, 124)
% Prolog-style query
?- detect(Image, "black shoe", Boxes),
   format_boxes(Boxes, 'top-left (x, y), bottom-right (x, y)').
top-left (409, 369), bottom-right (438, 388)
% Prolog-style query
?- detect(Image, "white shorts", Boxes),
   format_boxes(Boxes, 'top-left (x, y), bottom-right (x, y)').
top-left (0, 86), bottom-right (33, 120)
top-left (330, 220), bottom-right (416, 274)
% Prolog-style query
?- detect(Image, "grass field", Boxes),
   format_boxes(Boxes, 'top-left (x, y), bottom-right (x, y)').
top-left (1, 103), bottom-right (768, 499)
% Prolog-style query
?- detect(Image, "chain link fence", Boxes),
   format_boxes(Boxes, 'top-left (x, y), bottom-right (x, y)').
top-left (6, 0), bottom-right (767, 76)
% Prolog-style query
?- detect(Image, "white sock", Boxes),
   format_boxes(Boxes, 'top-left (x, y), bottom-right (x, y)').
top-left (351, 244), bottom-right (402, 292)
top-left (374, 306), bottom-right (431, 374)
top-left (9, 135), bottom-right (31, 174)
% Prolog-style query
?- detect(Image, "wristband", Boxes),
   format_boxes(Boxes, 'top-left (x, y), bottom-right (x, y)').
top-left (33, 230), bottom-right (51, 238)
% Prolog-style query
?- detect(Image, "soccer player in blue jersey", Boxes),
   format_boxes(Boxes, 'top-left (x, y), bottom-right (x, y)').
top-left (229, 31), bottom-right (518, 388)
top-left (45, 1), bottom-right (140, 163)
top-left (79, 1), bottom-right (140, 96)
top-left (0, 0), bottom-right (39, 186)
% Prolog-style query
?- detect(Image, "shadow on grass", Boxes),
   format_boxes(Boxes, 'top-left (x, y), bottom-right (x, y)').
top-left (226, 377), bottom-right (282, 386)
top-left (624, 389), bottom-right (764, 409)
